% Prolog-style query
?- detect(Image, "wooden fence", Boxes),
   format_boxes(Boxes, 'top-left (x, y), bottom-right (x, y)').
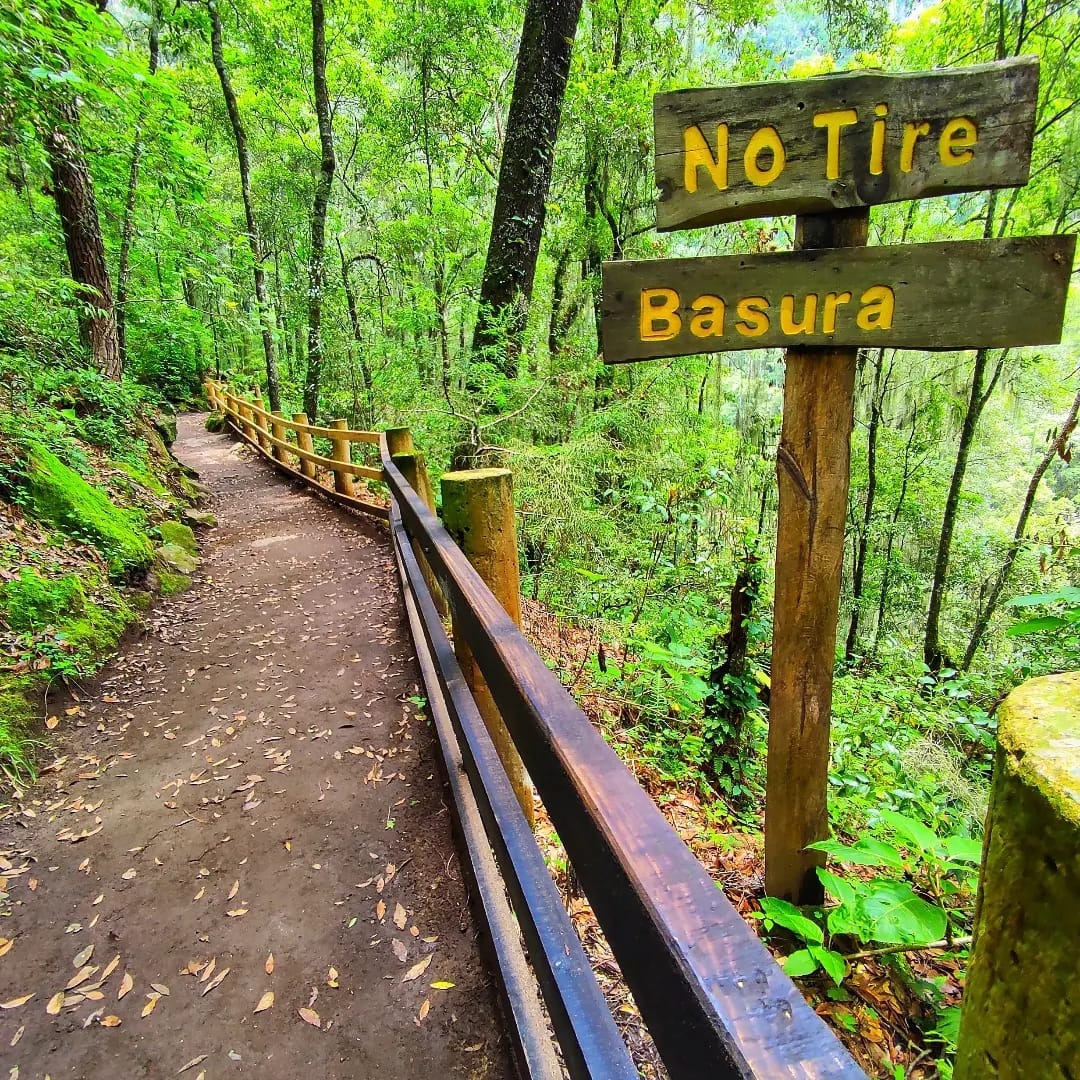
top-left (206, 381), bottom-right (863, 1080)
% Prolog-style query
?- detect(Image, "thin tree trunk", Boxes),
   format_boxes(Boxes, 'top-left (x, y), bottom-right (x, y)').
top-left (207, 0), bottom-right (281, 411)
top-left (470, 0), bottom-right (583, 377)
top-left (116, 7), bottom-right (159, 368)
top-left (961, 387), bottom-right (1080, 669)
top-left (303, 0), bottom-right (336, 422)
top-left (45, 98), bottom-right (121, 380)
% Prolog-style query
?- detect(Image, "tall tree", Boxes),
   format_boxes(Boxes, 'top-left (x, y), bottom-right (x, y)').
top-left (302, 0), bottom-right (336, 422)
top-left (207, 0), bottom-right (281, 411)
top-left (470, 0), bottom-right (583, 378)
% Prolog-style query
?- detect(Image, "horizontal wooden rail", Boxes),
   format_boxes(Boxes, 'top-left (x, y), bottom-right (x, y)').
top-left (207, 380), bottom-right (388, 519)
top-left (380, 437), bottom-right (863, 1079)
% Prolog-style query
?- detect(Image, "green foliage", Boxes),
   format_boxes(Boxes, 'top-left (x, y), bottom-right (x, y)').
top-left (0, 569), bottom-right (86, 632)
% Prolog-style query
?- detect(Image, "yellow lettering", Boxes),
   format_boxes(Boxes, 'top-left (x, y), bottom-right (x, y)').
top-left (821, 291), bottom-right (853, 333)
top-left (735, 296), bottom-right (770, 337)
top-left (743, 127), bottom-right (785, 187)
top-left (870, 104), bottom-right (888, 176)
top-left (683, 125), bottom-right (728, 193)
top-left (856, 286), bottom-right (894, 331)
top-left (690, 294), bottom-right (726, 337)
top-left (640, 288), bottom-right (682, 341)
top-left (779, 293), bottom-right (818, 335)
top-left (900, 121), bottom-right (931, 173)
top-left (939, 117), bottom-right (977, 166)
top-left (813, 108), bottom-right (858, 180)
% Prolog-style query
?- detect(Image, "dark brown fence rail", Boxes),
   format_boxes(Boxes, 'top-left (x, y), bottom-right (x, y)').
top-left (207, 382), bottom-right (863, 1078)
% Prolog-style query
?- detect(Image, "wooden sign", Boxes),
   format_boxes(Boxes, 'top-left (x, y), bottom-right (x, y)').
top-left (601, 235), bottom-right (1075, 363)
top-left (654, 57), bottom-right (1039, 230)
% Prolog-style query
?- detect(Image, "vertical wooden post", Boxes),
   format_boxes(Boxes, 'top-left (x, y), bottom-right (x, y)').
top-left (393, 451), bottom-right (447, 615)
top-left (205, 382), bottom-right (217, 410)
top-left (328, 419), bottom-right (354, 496)
top-left (239, 397), bottom-right (256, 441)
top-left (765, 207), bottom-right (869, 904)
top-left (293, 413), bottom-right (317, 480)
top-left (269, 411), bottom-right (289, 464)
top-left (251, 387), bottom-right (271, 453)
top-left (385, 427), bottom-right (414, 458)
top-left (441, 468), bottom-right (535, 826)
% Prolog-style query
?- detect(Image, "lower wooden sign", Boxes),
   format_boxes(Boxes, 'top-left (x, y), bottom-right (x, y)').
top-left (600, 234), bottom-right (1075, 363)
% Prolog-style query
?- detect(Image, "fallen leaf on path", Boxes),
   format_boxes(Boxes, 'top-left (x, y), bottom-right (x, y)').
top-left (73, 944), bottom-right (93, 967)
top-left (327, 967), bottom-right (339, 988)
top-left (100, 955), bottom-right (120, 984)
top-left (376, 900), bottom-right (385, 920)
top-left (100, 1015), bottom-right (122, 1027)
top-left (47, 992), bottom-right (65, 1015)
top-left (1, 995), bottom-right (33, 1010)
top-left (265, 953), bottom-right (274, 975)
top-left (118, 973), bottom-right (133, 1000)
top-left (298, 1007), bottom-right (321, 1028)
top-left (141, 994), bottom-right (160, 1017)
top-left (391, 939), bottom-right (408, 963)
top-left (430, 981), bottom-right (455, 990)
top-left (402, 954), bottom-right (433, 982)
top-left (418, 998), bottom-right (430, 1022)
top-left (66, 966), bottom-right (96, 990)
top-left (121, 869), bottom-right (136, 881)
top-left (177, 1054), bottom-right (207, 1073)
top-left (226, 908), bottom-right (248, 918)
top-left (0, 938), bottom-right (13, 958)
top-left (201, 967), bottom-right (229, 996)
top-left (193, 887), bottom-right (205, 901)
top-left (10, 1024), bottom-right (23, 1046)
top-left (92, 894), bottom-right (104, 906)
top-left (393, 903), bottom-right (407, 930)
top-left (200, 958), bottom-right (216, 982)
top-left (227, 880), bottom-right (239, 901)
top-left (151, 983), bottom-right (170, 996)
top-left (254, 991), bottom-right (274, 1014)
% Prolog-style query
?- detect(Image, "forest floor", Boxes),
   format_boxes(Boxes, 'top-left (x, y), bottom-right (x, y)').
top-left (0, 415), bottom-right (512, 1080)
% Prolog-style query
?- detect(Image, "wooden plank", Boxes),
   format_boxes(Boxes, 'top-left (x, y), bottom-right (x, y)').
top-left (654, 57), bottom-right (1039, 230)
top-left (391, 508), bottom-right (638, 1080)
top-left (766, 209), bottom-right (866, 904)
top-left (380, 441), bottom-right (863, 1080)
top-left (600, 234), bottom-right (1075, 362)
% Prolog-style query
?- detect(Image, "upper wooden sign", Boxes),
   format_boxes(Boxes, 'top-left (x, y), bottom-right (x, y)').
top-left (654, 57), bottom-right (1039, 231)
top-left (600, 235), bottom-right (1075, 364)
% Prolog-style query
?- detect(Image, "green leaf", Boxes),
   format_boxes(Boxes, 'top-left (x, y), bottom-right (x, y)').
top-left (1006, 586), bottom-right (1080, 607)
top-left (809, 945), bottom-right (847, 986)
top-left (879, 810), bottom-right (941, 858)
top-left (806, 837), bottom-right (904, 870)
top-left (1006, 615), bottom-right (1069, 637)
top-left (759, 897), bottom-right (824, 944)
top-left (853, 881), bottom-right (947, 945)
top-left (816, 867), bottom-right (857, 907)
top-left (782, 949), bottom-right (819, 978)
top-left (944, 835), bottom-right (983, 864)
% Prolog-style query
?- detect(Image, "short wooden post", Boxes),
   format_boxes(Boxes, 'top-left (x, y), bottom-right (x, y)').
top-left (250, 388), bottom-right (271, 453)
top-left (293, 413), bottom-right (317, 481)
top-left (441, 468), bottom-right (534, 826)
top-left (328, 419), bottom-right (354, 496)
top-left (393, 451), bottom-right (446, 615)
top-left (765, 207), bottom-right (869, 904)
top-left (385, 427), bottom-right (414, 459)
top-left (205, 382), bottom-right (217, 410)
top-left (269, 411), bottom-right (289, 464)
top-left (955, 672), bottom-right (1080, 1079)
top-left (239, 398), bottom-right (256, 441)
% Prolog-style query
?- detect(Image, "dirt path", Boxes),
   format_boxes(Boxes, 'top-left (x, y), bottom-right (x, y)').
top-left (0, 415), bottom-right (512, 1079)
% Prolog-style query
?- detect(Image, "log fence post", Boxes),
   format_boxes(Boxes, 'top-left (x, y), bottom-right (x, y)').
top-left (328, 419), bottom-right (354, 496)
top-left (239, 396), bottom-right (256, 441)
top-left (293, 413), bottom-right (317, 480)
top-left (441, 468), bottom-right (535, 827)
top-left (251, 387), bottom-right (271, 453)
top-left (270, 411), bottom-right (289, 465)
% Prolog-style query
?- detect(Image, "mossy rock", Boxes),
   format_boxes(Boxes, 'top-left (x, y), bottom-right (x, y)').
top-left (24, 444), bottom-right (154, 577)
top-left (205, 413), bottom-right (226, 434)
top-left (158, 570), bottom-right (192, 596)
top-left (116, 459), bottom-right (170, 498)
top-left (0, 569), bottom-right (86, 631)
top-left (156, 542), bottom-right (198, 574)
top-left (154, 409), bottom-right (178, 447)
top-left (0, 676), bottom-right (37, 786)
top-left (183, 508), bottom-right (217, 528)
top-left (158, 520), bottom-right (198, 554)
top-left (58, 599), bottom-right (134, 658)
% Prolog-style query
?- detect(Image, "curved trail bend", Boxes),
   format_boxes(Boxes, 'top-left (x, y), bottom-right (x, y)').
top-left (0, 414), bottom-right (511, 1079)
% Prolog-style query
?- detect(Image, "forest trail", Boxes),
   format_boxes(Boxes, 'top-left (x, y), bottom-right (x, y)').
top-left (0, 415), bottom-right (511, 1080)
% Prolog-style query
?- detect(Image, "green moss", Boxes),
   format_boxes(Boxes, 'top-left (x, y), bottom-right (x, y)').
top-left (128, 589), bottom-right (153, 611)
top-left (157, 520), bottom-right (198, 554)
top-left (23, 444), bottom-right (154, 577)
top-left (158, 570), bottom-right (192, 596)
top-left (0, 569), bottom-right (86, 631)
top-left (116, 459), bottom-right (170, 498)
top-left (59, 599), bottom-right (133, 658)
top-left (157, 542), bottom-right (198, 573)
top-left (205, 412), bottom-right (225, 433)
top-left (0, 675), bottom-right (39, 786)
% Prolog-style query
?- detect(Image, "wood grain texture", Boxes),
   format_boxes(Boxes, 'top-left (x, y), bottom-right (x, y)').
top-left (381, 443), bottom-right (863, 1079)
top-left (600, 234), bottom-right (1075, 363)
top-left (765, 209), bottom-right (866, 905)
top-left (655, 57), bottom-right (1039, 229)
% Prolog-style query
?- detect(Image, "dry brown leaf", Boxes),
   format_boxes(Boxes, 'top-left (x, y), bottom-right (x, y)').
top-left (393, 903), bottom-right (407, 931)
top-left (402, 954), bottom-right (433, 982)
top-left (84, 990), bottom-right (104, 1001)
top-left (193, 886), bottom-right (205, 902)
top-left (326, 967), bottom-right (339, 989)
top-left (46, 714), bottom-right (59, 730)
top-left (177, 1054), bottom-right (207, 1073)
top-left (200, 966), bottom-right (229, 996)
top-left (226, 908), bottom-right (248, 918)
top-left (254, 991), bottom-right (274, 1014)
top-left (418, 998), bottom-right (430, 1021)
top-left (47, 991), bottom-right (65, 1015)
top-left (0, 994), bottom-right (33, 1010)
top-left (265, 953), bottom-right (274, 975)
top-left (10, 1024), bottom-right (23, 1046)
top-left (100, 1014), bottom-right (122, 1027)
top-left (298, 1007), bottom-right (321, 1028)
top-left (72, 944), bottom-right (93, 968)
top-left (227, 880), bottom-right (239, 901)
top-left (66, 966), bottom-right (96, 990)
top-left (100, 955), bottom-right (120, 983)
top-left (141, 994), bottom-right (160, 1018)
top-left (200, 958), bottom-right (216, 983)
top-left (121, 869), bottom-right (136, 881)
top-left (151, 983), bottom-right (170, 996)
top-left (376, 900), bottom-right (385, 921)
top-left (118, 972), bottom-right (134, 1000)
top-left (391, 939), bottom-right (408, 963)
top-left (0, 937), bottom-right (13, 958)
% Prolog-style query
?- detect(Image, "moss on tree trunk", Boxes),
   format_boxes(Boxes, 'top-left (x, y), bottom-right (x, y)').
top-left (955, 671), bottom-right (1080, 1079)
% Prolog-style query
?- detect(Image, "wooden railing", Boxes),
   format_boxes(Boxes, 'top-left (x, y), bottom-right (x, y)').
top-left (206, 381), bottom-right (863, 1079)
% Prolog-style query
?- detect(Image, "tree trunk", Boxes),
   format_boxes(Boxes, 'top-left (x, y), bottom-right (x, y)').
top-left (44, 98), bottom-right (121, 380)
top-left (961, 386), bottom-right (1080, 669)
top-left (207, 0), bottom-right (281, 411)
top-left (303, 0), bottom-right (336, 423)
top-left (470, 0), bottom-right (583, 377)
top-left (116, 7), bottom-right (159, 368)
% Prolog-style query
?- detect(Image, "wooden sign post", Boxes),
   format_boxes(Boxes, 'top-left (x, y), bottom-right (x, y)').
top-left (599, 56), bottom-right (1076, 904)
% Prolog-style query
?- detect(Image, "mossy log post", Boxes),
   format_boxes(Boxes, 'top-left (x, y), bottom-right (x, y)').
top-left (441, 468), bottom-right (535, 827)
top-left (328, 419), bottom-right (354, 496)
top-left (955, 672), bottom-right (1080, 1079)
top-left (293, 413), bottom-right (317, 480)
top-left (393, 451), bottom-right (446, 616)
top-left (385, 427), bottom-right (414, 459)
top-left (238, 398), bottom-right (256, 442)
top-left (269, 411), bottom-right (290, 465)
top-left (250, 388), bottom-right (272, 453)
